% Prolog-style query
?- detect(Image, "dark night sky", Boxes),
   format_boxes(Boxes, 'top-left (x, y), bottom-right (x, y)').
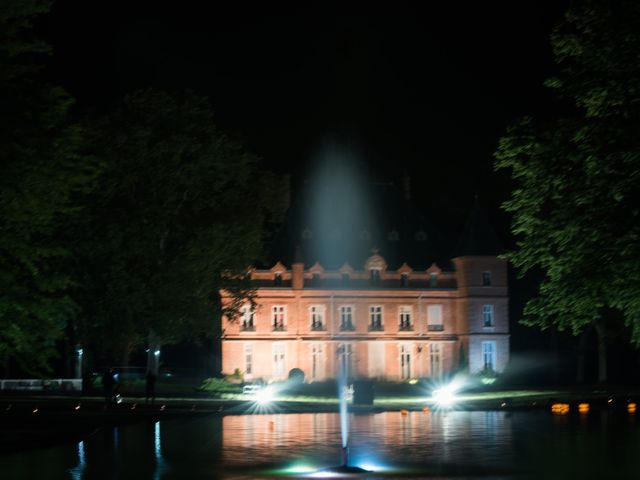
top-left (41, 1), bottom-right (568, 231)
top-left (40, 2), bottom-right (572, 352)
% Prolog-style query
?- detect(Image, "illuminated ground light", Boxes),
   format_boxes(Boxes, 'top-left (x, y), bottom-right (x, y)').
top-left (551, 403), bottom-right (570, 415)
top-left (432, 384), bottom-right (458, 408)
top-left (280, 463), bottom-right (317, 475)
top-left (256, 386), bottom-right (275, 405)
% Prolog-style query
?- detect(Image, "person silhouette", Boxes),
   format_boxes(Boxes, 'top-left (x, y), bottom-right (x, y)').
top-left (145, 370), bottom-right (157, 405)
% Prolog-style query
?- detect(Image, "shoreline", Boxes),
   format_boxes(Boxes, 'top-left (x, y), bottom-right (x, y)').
top-left (1, 387), bottom-right (638, 454)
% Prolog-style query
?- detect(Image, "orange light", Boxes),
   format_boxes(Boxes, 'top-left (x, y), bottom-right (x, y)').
top-left (422, 406), bottom-right (430, 413)
top-left (551, 403), bottom-right (570, 415)
top-left (578, 403), bottom-right (590, 414)
top-left (400, 409), bottom-right (409, 416)
top-left (628, 403), bottom-right (637, 414)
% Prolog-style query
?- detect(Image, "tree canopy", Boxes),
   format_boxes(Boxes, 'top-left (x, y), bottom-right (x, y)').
top-left (0, 0), bottom-right (99, 373)
top-left (495, 0), bottom-right (640, 343)
top-left (78, 89), bottom-right (285, 365)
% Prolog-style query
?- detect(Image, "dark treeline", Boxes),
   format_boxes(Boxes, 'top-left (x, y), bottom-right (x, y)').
top-left (0, 1), bottom-right (285, 377)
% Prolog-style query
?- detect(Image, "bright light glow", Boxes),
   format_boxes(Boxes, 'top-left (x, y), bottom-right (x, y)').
top-left (431, 378), bottom-right (465, 408)
top-left (256, 387), bottom-right (275, 405)
top-left (432, 385), bottom-right (456, 407)
top-left (282, 463), bottom-right (316, 474)
top-left (356, 461), bottom-right (383, 472)
top-left (77, 348), bottom-right (83, 356)
top-left (481, 377), bottom-right (496, 385)
top-left (154, 350), bottom-right (160, 356)
top-left (308, 472), bottom-right (342, 478)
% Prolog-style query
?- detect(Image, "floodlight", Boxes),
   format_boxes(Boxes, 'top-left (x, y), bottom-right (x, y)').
top-left (256, 386), bottom-right (275, 405)
top-left (432, 384), bottom-right (457, 407)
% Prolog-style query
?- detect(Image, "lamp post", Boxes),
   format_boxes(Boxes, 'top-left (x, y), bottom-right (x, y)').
top-left (75, 347), bottom-right (83, 379)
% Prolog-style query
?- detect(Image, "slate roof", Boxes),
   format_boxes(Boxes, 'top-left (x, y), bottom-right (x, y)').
top-left (267, 178), bottom-right (449, 270)
top-left (452, 198), bottom-right (504, 257)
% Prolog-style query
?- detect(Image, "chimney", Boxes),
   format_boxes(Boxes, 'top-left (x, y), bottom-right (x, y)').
top-left (292, 245), bottom-right (304, 290)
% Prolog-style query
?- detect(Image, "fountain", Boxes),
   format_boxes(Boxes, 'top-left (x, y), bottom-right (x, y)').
top-left (318, 352), bottom-right (370, 475)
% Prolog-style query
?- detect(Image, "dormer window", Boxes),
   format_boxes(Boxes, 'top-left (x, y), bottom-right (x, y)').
top-left (415, 231), bottom-right (427, 242)
top-left (482, 271), bottom-right (492, 286)
top-left (312, 273), bottom-right (321, 287)
top-left (370, 269), bottom-right (380, 286)
top-left (342, 273), bottom-right (350, 287)
top-left (274, 272), bottom-right (282, 287)
top-left (429, 273), bottom-right (438, 287)
top-left (400, 273), bottom-right (409, 288)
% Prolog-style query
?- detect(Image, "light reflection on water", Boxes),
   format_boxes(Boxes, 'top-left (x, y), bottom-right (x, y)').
top-left (0, 411), bottom-right (639, 479)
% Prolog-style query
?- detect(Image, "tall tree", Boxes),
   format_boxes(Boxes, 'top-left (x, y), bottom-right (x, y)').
top-left (495, 0), bottom-right (640, 382)
top-left (79, 89), bottom-right (284, 368)
top-left (0, 1), bottom-right (98, 374)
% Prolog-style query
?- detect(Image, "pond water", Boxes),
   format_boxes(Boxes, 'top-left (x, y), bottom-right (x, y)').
top-left (1, 410), bottom-right (639, 479)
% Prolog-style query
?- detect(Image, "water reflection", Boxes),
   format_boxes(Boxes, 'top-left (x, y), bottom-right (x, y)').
top-left (0, 411), bottom-right (638, 479)
top-left (154, 421), bottom-right (165, 479)
top-left (67, 441), bottom-right (85, 479)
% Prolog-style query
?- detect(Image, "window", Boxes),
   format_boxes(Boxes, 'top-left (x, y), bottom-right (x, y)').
top-left (310, 305), bottom-right (325, 331)
top-left (400, 273), bottom-right (409, 288)
top-left (311, 343), bottom-right (324, 381)
top-left (482, 271), bottom-right (492, 286)
top-left (341, 273), bottom-right (350, 287)
top-left (337, 343), bottom-right (353, 379)
top-left (399, 306), bottom-right (412, 331)
top-left (370, 269), bottom-right (380, 286)
top-left (272, 305), bottom-right (286, 331)
top-left (340, 306), bottom-right (354, 331)
top-left (429, 273), bottom-right (438, 287)
top-left (274, 272), bottom-right (282, 287)
top-left (273, 343), bottom-right (286, 378)
top-left (400, 344), bottom-right (411, 380)
top-left (369, 305), bottom-right (383, 331)
top-left (483, 304), bottom-right (494, 327)
top-left (427, 304), bottom-right (444, 331)
top-left (482, 341), bottom-right (496, 372)
top-left (429, 343), bottom-right (442, 378)
top-left (312, 273), bottom-right (321, 287)
top-left (244, 344), bottom-right (253, 377)
top-left (240, 305), bottom-right (255, 331)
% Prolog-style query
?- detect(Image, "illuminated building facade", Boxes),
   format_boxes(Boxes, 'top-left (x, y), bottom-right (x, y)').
top-left (221, 182), bottom-right (510, 382)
